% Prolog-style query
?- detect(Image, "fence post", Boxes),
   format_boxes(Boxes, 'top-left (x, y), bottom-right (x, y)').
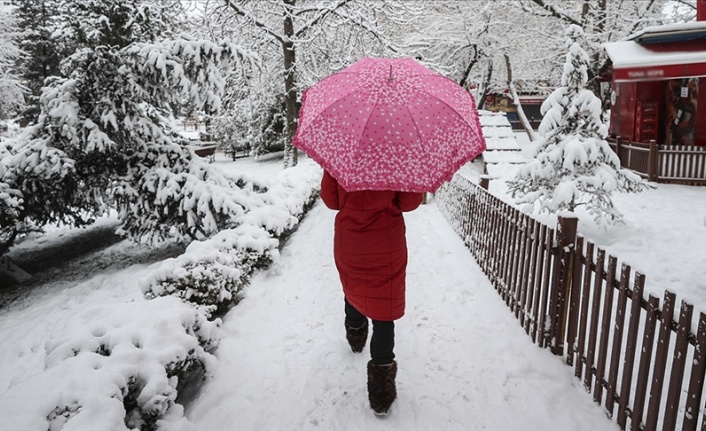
top-left (549, 213), bottom-right (579, 356)
top-left (648, 139), bottom-right (658, 182)
top-left (615, 136), bottom-right (623, 167)
top-left (480, 175), bottom-right (490, 190)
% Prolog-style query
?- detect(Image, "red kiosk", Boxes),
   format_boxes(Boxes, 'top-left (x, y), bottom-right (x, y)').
top-left (604, 0), bottom-right (706, 147)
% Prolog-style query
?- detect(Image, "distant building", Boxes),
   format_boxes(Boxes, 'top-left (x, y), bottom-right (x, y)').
top-left (480, 80), bottom-right (555, 131)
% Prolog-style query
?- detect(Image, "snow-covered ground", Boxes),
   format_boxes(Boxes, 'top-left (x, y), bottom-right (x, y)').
top-left (491, 132), bottom-right (706, 310)
top-left (1, 138), bottom-right (705, 429)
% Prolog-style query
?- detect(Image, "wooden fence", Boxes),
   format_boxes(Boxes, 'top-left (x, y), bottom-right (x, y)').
top-left (436, 175), bottom-right (706, 431)
top-left (608, 137), bottom-right (706, 185)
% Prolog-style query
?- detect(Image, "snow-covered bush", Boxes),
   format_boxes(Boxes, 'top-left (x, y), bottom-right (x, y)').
top-left (0, 296), bottom-right (219, 431)
top-left (143, 224), bottom-right (279, 318)
top-left (0, 161), bottom-right (322, 430)
top-left (141, 160), bottom-right (322, 317)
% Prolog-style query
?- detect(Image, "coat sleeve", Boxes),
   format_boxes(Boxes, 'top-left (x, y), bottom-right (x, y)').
top-left (320, 170), bottom-right (340, 210)
top-left (396, 192), bottom-right (424, 212)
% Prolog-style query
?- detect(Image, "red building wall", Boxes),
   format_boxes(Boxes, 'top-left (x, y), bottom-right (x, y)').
top-left (697, 78), bottom-right (705, 146)
top-left (610, 82), bottom-right (636, 140)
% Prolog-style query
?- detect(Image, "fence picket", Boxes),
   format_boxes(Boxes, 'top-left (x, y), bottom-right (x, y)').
top-left (575, 240), bottom-right (594, 379)
top-left (537, 226), bottom-right (554, 348)
top-left (531, 223), bottom-right (548, 343)
top-left (631, 294), bottom-right (660, 431)
top-left (683, 313), bottom-right (706, 431)
top-left (595, 256), bottom-right (618, 404)
top-left (617, 272), bottom-right (645, 429)
top-left (663, 300), bottom-right (694, 430)
top-left (585, 247), bottom-right (605, 391)
top-left (606, 264), bottom-right (632, 416)
top-left (645, 290), bottom-right (677, 431)
top-left (517, 215), bottom-right (532, 323)
top-left (507, 210), bottom-right (520, 309)
top-left (567, 235), bottom-right (585, 368)
top-left (490, 203), bottom-right (505, 299)
top-left (501, 207), bottom-right (515, 303)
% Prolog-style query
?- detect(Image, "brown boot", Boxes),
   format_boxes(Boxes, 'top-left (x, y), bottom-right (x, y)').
top-left (345, 320), bottom-right (368, 353)
top-left (367, 360), bottom-right (397, 415)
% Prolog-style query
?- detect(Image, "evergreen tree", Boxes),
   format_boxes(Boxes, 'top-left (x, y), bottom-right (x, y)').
top-left (2, 39), bottom-right (255, 255)
top-left (14, 0), bottom-right (66, 125)
top-left (1, 0), bottom-right (257, 255)
top-left (15, 0), bottom-right (185, 125)
top-left (506, 25), bottom-right (646, 228)
top-left (61, 0), bottom-right (184, 49)
top-left (0, 5), bottom-right (26, 121)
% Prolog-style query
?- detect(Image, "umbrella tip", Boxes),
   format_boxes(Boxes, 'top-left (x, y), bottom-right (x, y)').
top-left (389, 64), bottom-right (393, 81)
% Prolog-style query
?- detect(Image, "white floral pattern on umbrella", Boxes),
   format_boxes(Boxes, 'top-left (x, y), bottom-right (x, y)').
top-left (293, 57), bottom-right (486, 193)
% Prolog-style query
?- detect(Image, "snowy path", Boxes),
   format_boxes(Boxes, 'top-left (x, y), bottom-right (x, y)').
top-left (186, 200), bottom-right (615, 430)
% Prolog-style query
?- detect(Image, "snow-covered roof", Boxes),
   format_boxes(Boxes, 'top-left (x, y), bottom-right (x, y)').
top-left (604, 19), bottom-right (706, 81)
top-left (603, 38), bottom-right (706, 81)
top-left (604, 41), bottom-right (706, 68)
top-left (628, 21), bottom-right (706, 43)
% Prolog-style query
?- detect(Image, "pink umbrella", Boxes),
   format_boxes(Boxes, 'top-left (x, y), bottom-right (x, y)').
top-left (293, 57), bottom-right (486, 193)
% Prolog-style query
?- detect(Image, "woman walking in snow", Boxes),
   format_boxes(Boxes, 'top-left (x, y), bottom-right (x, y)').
top-left (320, 170), bottom-right (423, 415)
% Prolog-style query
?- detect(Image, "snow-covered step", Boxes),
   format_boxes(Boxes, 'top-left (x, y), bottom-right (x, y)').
top-left (485, 137), bottom-right (521, 151)
top-left (482, 126), bottom-right (515, 139)
top-left (478, 110), bottom-right (527, 173)
top-left (485, 162), bottom-right (523, 178)
top-left (478, 110), bottom-right (511, 127)
top-left (483, 150), bottom-right (526, 164)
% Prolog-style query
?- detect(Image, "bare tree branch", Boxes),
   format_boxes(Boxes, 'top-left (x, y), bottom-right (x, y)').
top-left (222, 0), bottom-right (285, 45)
top-left (527, 0), bottom-right (582, 26)
top-left (295, 0), bottom-right (353, 39)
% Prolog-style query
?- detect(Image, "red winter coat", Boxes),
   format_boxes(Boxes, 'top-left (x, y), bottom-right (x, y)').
top-left (320, 171), bottom-right (423, 321)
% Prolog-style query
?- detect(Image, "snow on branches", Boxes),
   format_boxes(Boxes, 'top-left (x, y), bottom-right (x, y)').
top-left (506, 25), bottom-right (646, 228)
top-left (1, 38), bottom-right (259, 252)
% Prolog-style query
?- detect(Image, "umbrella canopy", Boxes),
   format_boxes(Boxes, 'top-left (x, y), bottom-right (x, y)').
top-left (293, 57), bottom-right (486, 193)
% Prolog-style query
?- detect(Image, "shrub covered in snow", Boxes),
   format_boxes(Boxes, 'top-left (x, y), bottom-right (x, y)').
top-left (143, 224), bottom-right (279, 318)
top-left (0, 160), bottom-right (322, 430)
top-left (0, 296), bottom-right (219, 431)
top-left (142, 161), bottom-right (322, 318)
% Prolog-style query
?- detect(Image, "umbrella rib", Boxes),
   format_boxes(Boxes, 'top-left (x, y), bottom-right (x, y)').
top-left (392, 83), bottom-right (437, 190)
top-left (349, 95), bottom-right (382, 184)
top-left (399, 77), bottom-right (479, 190)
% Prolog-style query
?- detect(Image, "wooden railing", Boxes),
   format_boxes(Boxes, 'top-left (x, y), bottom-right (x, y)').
top-left (436, 175), bottom-right (706, 430)
top-left (608, 137), bottom-right (706, 185)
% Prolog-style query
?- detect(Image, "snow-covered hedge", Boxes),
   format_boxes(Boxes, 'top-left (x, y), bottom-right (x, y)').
top-left (141, 160), bottom-right (321, 318)
top-left (0, 160), bottom-right (322, 430)
top-left (0, 296), bottom-right (218, 431)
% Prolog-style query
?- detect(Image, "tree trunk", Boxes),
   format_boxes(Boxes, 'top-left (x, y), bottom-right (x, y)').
top-left (477, 61), bottom-right (493, 110)
top-left (458, 45), bottom-right (478, 89)
top-left (509, 82), bottom-right (538, 141)
top-left (505, 54), bottom-right (537, 141)
top-left (282, 0), bottom-right (298, 168)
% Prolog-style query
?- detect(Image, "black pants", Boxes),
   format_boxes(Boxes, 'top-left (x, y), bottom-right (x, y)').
top-left (345, 298), bottom-right (395, 365)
